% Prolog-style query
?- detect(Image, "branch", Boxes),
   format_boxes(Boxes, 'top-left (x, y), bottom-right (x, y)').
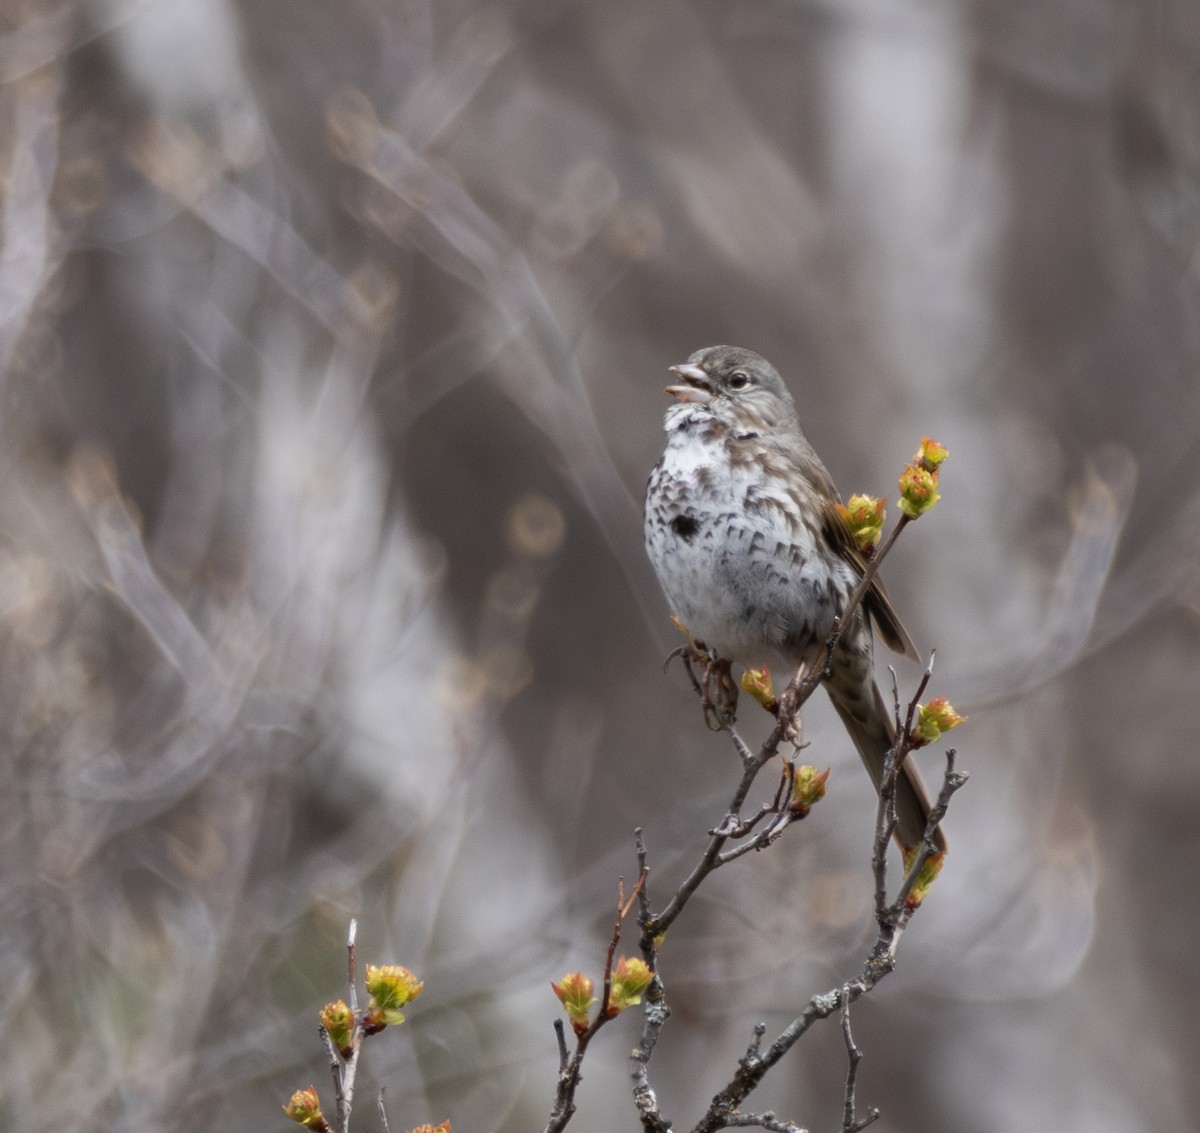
top-left (691, 748), bottom-right (967, 1131)
top-left (543, 872), bottom-right (648, 1133)
top-left (543, 494), bottom-right (962, 1133)
top-left (839, 991), bottom-right (879, 1133)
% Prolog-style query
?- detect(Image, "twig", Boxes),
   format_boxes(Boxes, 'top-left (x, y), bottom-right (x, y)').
top-left (543, 871), bottom-right (648, 1133)
top-left (870, 743), bottom-right (899, 925)
top-left (655, 506), bottom-right (915, 949)
top-left (631, 831), bottom-right (672, 1133)
top-left (321, 1025), bottom-right (342, 1126)
top-left (839, 991), bottom-right (879, 1133)
top-left (715, 810), bottom-right (797, 865)
top-left (377, 1088), bottom-right (391, 1133)
top-left (889, 751), bottom-right (966, 950)
top-left (723, 1113), bottom-right (805, 1132)
top-left (782, 515), bottom-right (913, 727)
top-left (559, 507), bottom-right (962, 1133)
top-left (599, 873), bottom-right (645, 1018)
top-left (330, 920), bottom-right (363, 1133)
top-left (841, 516), bottom-right (911, 637)
top-left (338, 1035), bottom-right (364, 1133)
top-left (692, 748), bottom-right (967, 1132)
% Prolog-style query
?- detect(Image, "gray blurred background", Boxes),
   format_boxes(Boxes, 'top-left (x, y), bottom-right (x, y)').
top-left (2, 0), bottom-right (1197, 1130)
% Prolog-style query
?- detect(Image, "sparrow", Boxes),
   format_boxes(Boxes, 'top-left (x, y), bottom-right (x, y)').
top-left (644, 345), bottom-right (944, 852)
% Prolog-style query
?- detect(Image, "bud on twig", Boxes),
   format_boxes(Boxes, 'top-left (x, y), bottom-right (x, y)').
top-left (911, 697), bottom-right (967, 747)
top-left (551, 972), bottom-right (596, 1034)
top-left (607, 956), bottom-right (653, 1014)
top-left (362, 964), bottom-right (424, 1032)
top-left (789, 765), bottom-right (831, 817)
top-left (283, 1086), bottom-right (332, 1131)
top-left (740, 666), bottom-right (777, 713)
top-left (319, 1000), bottom-right (355, 1058)
top-left (837, 494), bottom-right (886, 555)
top-left (898, 438), bottom-right (948, 518)
top-left (915, 437), bottom-right (948, 471)
top-left (901, 849), bottom-right (946, 909)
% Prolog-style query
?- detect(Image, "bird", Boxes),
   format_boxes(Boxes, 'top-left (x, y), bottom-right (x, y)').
top-left (644, 345), bottom-right (944, 853)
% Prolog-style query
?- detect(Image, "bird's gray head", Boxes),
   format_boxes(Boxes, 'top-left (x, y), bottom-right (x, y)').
top-left (664, 345), bottom-right (798, 434)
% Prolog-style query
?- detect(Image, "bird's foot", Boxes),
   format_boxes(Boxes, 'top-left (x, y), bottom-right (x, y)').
top-left (700, 656), bottom-right (738, 730)
top-left (662, 621), bottom-right (738, 729)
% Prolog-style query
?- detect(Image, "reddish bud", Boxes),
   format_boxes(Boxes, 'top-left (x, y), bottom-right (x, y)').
top-left (552, 971), bottom-right (596, 1034)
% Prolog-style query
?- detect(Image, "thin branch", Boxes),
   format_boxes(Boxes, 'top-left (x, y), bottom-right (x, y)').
top-left (599, 873), bottom-right (644, 1018)
top-left (544, 871), bottom-right (648, 1133)
top-left (632, 830), bottom-right (673, 1133)
top-left (330, 919), bottom-right (361, 1133)
top-left (321, 1025), bottom-right (342, 1124)
top-left (744, 1023), bottom-right (766, 1062)
top-left (839, 990), bottom-right (879, 1133)
top-left (870, 743), bottom-right (898, 924)
top-left (722, 1113), bottom-right (805, 1132)
top-left (693, 739), bottom-right (967, 1133)
top-left (347, 919), bottom-right (359, 1014)
top-left (338, 1034), bottom-right (364, 1133)
top-left (888, 751), bottom-right (967, 951)
top-left (559, 506), bottom-right (961, 1133)
top-left (841, 516), bottom-right (911, 636)
top-left (553, 1019), bottom-right (570, 1072)
top-left (715, 811), bottom-right (797, 865)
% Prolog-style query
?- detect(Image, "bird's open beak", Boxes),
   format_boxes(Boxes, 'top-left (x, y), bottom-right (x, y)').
top-left (665, 363), bottom-right (713, 403)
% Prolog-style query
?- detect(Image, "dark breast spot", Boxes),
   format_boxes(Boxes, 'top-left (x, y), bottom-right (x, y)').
top-left (671, 514), bottom-right (700, 541)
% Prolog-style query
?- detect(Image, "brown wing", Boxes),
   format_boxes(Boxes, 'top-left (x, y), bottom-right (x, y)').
top-left (822, 500), bottom-right (920, 661)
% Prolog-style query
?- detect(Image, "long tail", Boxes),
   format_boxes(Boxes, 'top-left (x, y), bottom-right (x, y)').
top-left (828, 678), bottom-right (947, 854)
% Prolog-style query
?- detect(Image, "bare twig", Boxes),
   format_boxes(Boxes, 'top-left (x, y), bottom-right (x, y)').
top-left (321, 1025), bottom-right (342, 1124)
top-left (715, 810), bottom-right (798, 865)
top-left (338, 1035), bottom-right (364, 1133)
top-left (723, 1113), bottom-right (805, 1132)
top-left (347, 918), bottom-right (359, 1013)
top-left (870, 742), bottom-right (898, 924)
top-left (641, 730), bottom-right (772, 942)
top-left (631, 831), bottom-right (672, 1133)
top-left (553, 1019), bottom-right (570, 1072)
top-left (839, 990), bottom-right (879, 1133)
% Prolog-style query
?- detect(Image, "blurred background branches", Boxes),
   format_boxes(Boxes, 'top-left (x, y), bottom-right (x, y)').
top-left (1, 1), bottom-right (1198, 1131)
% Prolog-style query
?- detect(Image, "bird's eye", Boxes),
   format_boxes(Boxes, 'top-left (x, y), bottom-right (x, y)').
top-left (728, 371), bottom-right (751, 390)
